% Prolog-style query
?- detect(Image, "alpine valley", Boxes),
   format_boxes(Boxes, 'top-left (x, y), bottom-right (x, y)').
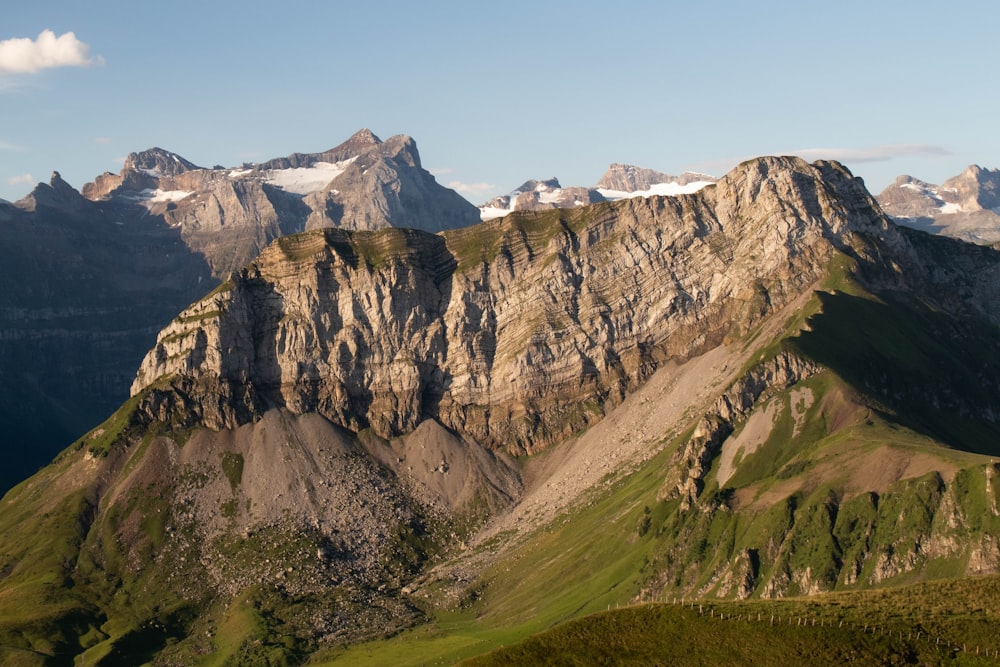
top-left (3, 135), bottom-right (1000, 666)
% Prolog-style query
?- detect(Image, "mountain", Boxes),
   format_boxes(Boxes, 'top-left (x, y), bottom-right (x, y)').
top-left (0, 130), bottom-right (480, 494)
top-left (479, 164), bottom-right (716, 220)
top-left (82, 128), bottom-right (480, 277)
top-left (3, 156), bottom-right (1000, 664)
top-left (877, 164), bottom-right (1000, 244)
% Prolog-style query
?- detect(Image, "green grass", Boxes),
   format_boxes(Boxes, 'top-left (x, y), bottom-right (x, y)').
top-left (220, 452), bottom-right (244, 492)
top-left (789, 286), bottom-right (1000, 456)
top-left (443, 204), bottom-right (607, 273)
top-left (461, 589), bottom-right (1000, 667)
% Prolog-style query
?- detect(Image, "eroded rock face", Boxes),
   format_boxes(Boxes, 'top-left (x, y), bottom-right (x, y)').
top-left (132, 156), bottom-right (942, 456)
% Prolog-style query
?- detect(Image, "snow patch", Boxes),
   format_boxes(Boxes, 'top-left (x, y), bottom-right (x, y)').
top-left (265, 157), bottom-right (358, 195)
top-left (229, 169), bottom-right (253, 178)
top-left (939, 202), bottom-right (963, 214)
top-left (130, 188), bottom-right (194, 204)
top-left (597, 179), bottom-right (714, 201)
top-left (538, 190), bottom-right (563, 204)
top-left (480, 206), bottom-right (513, 221)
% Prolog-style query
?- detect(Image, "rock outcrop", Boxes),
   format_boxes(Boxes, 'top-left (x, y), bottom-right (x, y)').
top-left (7, 155), bottom-right (1000, 663)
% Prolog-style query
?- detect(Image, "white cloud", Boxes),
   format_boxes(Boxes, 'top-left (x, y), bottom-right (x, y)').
top-left (94, 136), bottom-right (111, 144)
top-left (428, 167), bottom-right (454, 176)
top-left (0, 30), bottom-right (102, 74)
top-left (7, 173), bottom-right (34, 186)
top-left (0, 140), bottom-right (23, 151)
top-left (789, 144), bottom-right (953, 164)
top-left (446, 180), bottom-right (496, 197)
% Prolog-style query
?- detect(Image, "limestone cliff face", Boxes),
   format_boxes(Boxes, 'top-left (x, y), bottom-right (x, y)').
top-left (132, 157), bottom-right (908, 455)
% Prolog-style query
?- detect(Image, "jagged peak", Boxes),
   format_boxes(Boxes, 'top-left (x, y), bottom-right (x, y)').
top-left (325, 128), bottom-right (384, 157)
top-left (14, 171), bottom-right (87, 213)
top-left (48, 171), bottom-right (79, 196)
top-left (257, 129), bottom-right (394, 171)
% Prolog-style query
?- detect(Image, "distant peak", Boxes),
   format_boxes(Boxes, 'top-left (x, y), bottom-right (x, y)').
top-left (124, 148), bottom-right (201, 177)
top-left (512, 178), bottom-right (561, 194)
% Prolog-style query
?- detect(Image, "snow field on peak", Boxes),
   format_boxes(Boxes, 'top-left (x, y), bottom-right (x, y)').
top-left (263, 156), bottom-right (359, 195)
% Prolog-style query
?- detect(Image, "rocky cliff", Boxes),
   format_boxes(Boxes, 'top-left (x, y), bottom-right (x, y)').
top-left (131, 156), bottom-right (918, 456)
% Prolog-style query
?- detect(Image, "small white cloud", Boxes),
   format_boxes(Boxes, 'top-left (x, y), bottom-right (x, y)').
top-left (0, 30), bottom-right (102, 74)
top-left (446, 180), bottom-right (496, 197)
top-left (94, 136), bottom-right (111, 144)
top-left (7, 173), bottom-right (34, 186)
top-left (428, 167), bottom-right (454, 177)
top-left (0, 140), bottom-right (23, 151)
top-left (790, 144), bottom-right (953, 164)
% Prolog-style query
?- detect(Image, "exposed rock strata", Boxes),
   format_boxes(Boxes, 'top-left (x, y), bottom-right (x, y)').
top-left (133, 157), bottom-right (914, 455)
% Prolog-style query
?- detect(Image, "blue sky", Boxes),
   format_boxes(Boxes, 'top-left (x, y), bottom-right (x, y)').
top-left (1, 0), bottom-right (997, 203)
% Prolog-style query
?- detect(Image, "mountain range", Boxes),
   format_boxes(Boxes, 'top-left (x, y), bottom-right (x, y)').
top-left (477, 163), bottom-right (716, 220)
top-left (0, 130), bottom-right (479, 492)
top-left (3, 150), bottom-right (1000, 664)
top-left (876, 164), bottom-right (1000, 245)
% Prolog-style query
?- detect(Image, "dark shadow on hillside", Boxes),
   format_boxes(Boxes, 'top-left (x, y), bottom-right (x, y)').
top-left (0, 200), bottom-right (216, 494)
top-left (789, 289), bottom-right (1000, 456)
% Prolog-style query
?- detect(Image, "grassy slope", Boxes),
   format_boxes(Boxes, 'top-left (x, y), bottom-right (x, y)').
top-left (312, 254), bottom-right (1000, 665)
top-left (461, 582), bottom-right (1000, 667)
